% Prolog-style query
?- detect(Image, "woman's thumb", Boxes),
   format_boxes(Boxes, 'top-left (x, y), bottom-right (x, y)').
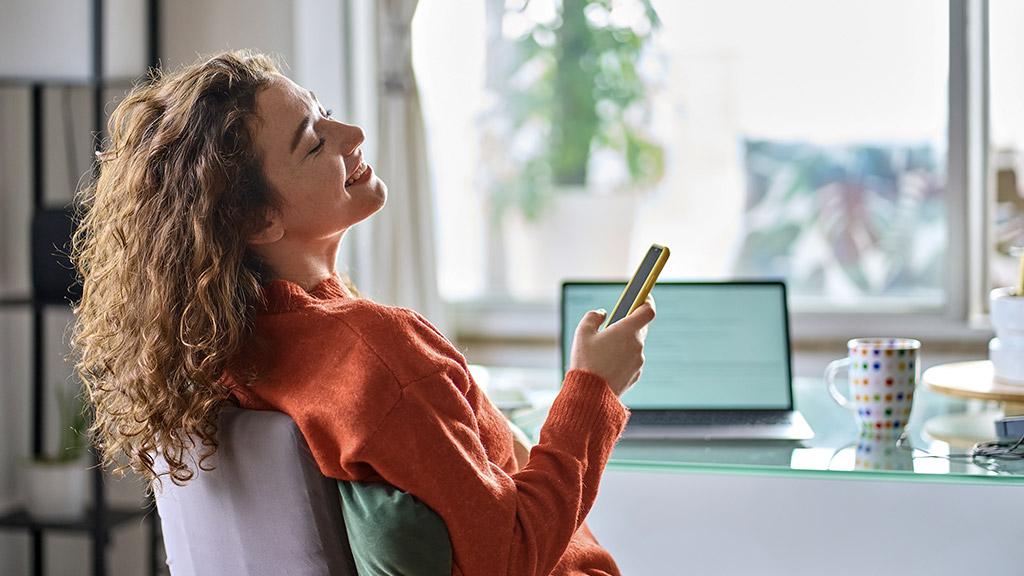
top-left (578, 309), bottom-right (608, 333)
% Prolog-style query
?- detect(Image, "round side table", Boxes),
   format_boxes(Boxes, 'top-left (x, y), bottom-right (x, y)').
top-left (921, 360), bottom-right (1024, 445)
top-left (923, 360), bottom-right (1024, 415)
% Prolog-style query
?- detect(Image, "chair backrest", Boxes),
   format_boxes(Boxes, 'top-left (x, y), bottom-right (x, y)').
top-left (154, 407), bottom-right (357, 576)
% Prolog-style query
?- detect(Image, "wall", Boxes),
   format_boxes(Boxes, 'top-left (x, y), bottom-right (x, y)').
top-left (589, 469), bottom-right (1022, 575)
top-left (160, 0), bottom-right (294, 71)
top-left (0, 1), bottom-right (301, 574)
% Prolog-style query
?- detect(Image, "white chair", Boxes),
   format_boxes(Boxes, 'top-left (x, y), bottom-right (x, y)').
top-left (154, 407), bottom-right (357, 575)
top-left (154, 406), bottom-right (453, 576)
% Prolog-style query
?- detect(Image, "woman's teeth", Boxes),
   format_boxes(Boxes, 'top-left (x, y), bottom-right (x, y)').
top-left (345, 162), bottom-right (368, 187)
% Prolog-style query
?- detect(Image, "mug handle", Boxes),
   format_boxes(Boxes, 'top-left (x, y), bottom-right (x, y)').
top-left (825, 357), bottom-right (854, 410)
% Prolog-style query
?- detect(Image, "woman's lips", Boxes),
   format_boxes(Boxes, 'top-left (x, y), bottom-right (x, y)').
top-left (345, 162), bottom-right (369, 187)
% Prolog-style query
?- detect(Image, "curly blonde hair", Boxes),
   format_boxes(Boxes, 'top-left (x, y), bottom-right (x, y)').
top-left (72, 50), bottom-right (283, 485)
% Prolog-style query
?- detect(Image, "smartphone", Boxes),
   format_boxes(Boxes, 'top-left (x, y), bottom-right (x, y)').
top-left (604, 244), bottom-right (670, 328)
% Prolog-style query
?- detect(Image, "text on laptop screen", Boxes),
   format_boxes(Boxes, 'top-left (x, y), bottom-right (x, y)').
top-left (561, 282), bottom-right (793, 410)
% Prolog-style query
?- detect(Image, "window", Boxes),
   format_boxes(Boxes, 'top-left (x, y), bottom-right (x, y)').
top-left (413, 1), bottom-right (992, 341)
top-left (990, 0), bottom-right (1024, 294)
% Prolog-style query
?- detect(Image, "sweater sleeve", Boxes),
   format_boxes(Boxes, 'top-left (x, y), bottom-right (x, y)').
top-left (355, 368), bottom-right (628, 576)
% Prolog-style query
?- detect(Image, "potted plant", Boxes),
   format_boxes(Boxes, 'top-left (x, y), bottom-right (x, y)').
top-left (22, 385), bottom-right (91, 521)
top-left (480, 0), bottom-right (665, 298)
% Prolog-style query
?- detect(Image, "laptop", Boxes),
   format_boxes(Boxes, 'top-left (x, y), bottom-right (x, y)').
top-left (560, 281), bottom-right (814, 441)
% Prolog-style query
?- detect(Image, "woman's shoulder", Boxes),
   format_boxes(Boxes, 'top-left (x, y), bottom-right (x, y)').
top-left (323, 297), bottom-right (434, 335)
top-left (321, 298), bottom-right (467, 384)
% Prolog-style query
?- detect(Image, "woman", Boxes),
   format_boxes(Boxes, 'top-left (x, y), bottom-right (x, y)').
top-left (73, 50), bottom-right (655, 576)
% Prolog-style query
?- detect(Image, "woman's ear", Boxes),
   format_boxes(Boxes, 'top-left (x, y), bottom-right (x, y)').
top-left (247, 214), bottom-right (284, 246)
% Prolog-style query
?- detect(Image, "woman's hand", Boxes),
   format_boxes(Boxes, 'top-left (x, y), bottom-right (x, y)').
top-left (569, 296), bottom-right (656, 397)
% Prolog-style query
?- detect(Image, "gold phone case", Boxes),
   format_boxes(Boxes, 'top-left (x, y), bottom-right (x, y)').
top-left (604, 244), bottom-right (670, 328)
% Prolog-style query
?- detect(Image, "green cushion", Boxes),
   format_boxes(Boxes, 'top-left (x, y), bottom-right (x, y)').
top-left (337, 480), bottom-right (452, 576)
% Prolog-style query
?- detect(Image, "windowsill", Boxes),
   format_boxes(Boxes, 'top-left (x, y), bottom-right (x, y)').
top-left (452, 298), bottom-right (994, 341)
top-left (450, 298), bottom-right (994, 376)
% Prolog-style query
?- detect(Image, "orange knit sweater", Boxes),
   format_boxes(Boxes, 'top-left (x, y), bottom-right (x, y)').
top-left (226, 276), bottom-right (628, 576)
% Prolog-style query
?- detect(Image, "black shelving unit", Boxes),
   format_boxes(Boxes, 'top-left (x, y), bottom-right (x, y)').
top-left (0, 2), bottom-right (163, 575)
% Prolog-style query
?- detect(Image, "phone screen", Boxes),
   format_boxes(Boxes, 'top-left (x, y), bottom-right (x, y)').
top-left (605, 244), bottom-right (667, 326)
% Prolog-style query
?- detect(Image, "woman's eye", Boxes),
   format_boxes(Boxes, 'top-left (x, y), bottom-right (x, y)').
top-left (310, 137), bottom-right (325, 155)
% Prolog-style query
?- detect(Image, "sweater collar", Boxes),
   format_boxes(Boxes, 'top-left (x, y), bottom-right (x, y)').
top-left (258, 274), bottom-right (354, 312)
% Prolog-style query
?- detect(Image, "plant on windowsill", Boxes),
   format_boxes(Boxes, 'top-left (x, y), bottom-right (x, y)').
top-left (485, 0), bottom-right (664, 220)
top-left (480, 0), bottom-right (665, 299)
top-left (22, 385), bottom-right (92, 522)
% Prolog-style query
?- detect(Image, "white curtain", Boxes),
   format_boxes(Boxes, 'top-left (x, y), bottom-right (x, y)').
top-left (330, 0), bottom-right (447, 333)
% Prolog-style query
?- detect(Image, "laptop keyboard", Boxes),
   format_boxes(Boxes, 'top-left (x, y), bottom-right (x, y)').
top-left (633, 410), bottom-right (793, 427)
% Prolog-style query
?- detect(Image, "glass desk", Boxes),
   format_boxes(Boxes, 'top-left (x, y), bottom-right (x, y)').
top-left (483, 364), bottom-right (1024, 574)
top-left (484, 365), bottom-right (1024, 486)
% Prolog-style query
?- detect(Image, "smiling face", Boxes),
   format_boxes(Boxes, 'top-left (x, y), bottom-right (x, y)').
top-left (252, 75), bottom-right (387, 247)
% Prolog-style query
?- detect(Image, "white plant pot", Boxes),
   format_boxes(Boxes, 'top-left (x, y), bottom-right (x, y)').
top-left (989, 287), bottom-right (1024, 385)
top-left (22, 457), bottom-right (89, 522)
top-left (502, 191), bottom-right (639, 301)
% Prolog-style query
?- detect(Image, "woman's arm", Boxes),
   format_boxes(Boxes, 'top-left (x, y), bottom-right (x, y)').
top-left (368, 300), bottom-right (656, 575)
top-left (356, 368), bottom-right (626, 576)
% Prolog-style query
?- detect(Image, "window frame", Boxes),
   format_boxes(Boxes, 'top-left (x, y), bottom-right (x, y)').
top-left (447, 0), bottom-right (996, 348)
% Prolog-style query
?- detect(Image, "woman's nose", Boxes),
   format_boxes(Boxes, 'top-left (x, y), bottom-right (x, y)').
top-left (332, 121), bottom-right (365, 155)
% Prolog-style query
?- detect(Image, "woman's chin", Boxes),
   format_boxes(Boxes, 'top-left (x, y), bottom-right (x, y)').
top-left (369, 177), bottom-right (387, 209)
top-left (354, 177), bottom-right (387, 221)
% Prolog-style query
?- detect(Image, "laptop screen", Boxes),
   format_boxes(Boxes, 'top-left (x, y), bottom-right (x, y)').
top-left (561, 282), bottom-right (794, 410)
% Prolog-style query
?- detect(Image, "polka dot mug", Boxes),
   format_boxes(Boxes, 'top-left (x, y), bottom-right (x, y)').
top-left (825, 338), bottom-right (921, 432)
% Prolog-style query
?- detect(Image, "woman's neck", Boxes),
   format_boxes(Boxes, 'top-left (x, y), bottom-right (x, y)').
top-left (251, 235), bottom-right (342, 291)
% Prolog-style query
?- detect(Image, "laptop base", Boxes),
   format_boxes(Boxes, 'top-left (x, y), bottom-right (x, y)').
top-left (621, 410), bottom-right (814, 441)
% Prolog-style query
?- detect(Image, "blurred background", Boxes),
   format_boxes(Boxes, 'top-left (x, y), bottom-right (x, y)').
top-left (1, 1), bottom-right (1019, 573)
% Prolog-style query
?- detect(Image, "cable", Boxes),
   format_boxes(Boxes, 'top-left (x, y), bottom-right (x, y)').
top-left (972, 435), bottom-right (1024, 460)
top-left (895, 429), bottom-right (1024, 474)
